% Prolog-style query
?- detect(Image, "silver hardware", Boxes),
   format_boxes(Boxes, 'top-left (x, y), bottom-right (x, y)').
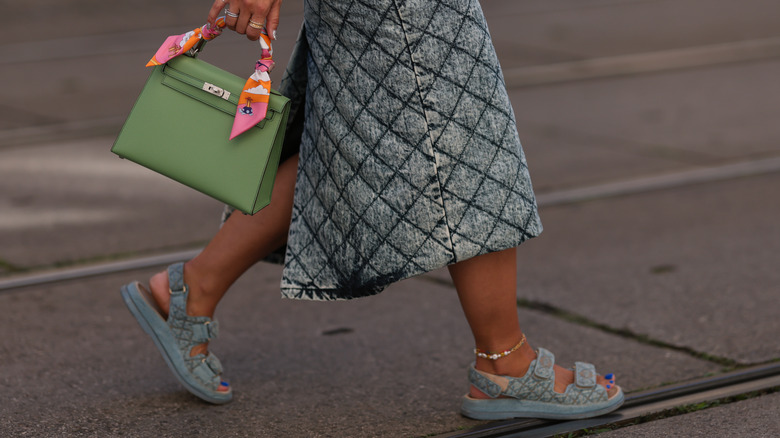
top-left (186, 39), bottom-right (207, 57)
top-left (203, 82), bottom-right (231, 100)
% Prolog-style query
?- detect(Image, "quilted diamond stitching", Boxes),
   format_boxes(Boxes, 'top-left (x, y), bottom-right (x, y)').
top-left (279, 0), bottom-right (541, 299)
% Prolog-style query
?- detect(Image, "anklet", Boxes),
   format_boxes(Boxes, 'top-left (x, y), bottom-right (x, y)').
top-left (474, 334), bottom-right (526, 360)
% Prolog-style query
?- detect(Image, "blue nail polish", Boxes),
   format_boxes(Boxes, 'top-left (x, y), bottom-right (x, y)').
top-left (610, 380), bottom-right (615, 384)
top-left (606, 384), bottom-right (611, 389)
top-left (605, 373), bottom-right (614, 379)
top-left (221, 381), bottom-right (230, 387)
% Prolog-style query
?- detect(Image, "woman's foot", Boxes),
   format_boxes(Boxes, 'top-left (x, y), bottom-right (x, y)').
top-left (469, 340), bottom-right (618, 399)
top-left (462, 344), bottom-right (623, 420)
top-left (144, 265), bottom-right (230, 393)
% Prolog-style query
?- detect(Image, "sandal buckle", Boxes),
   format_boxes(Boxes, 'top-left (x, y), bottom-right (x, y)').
top-left (169, 284), bottom-right (188, 295)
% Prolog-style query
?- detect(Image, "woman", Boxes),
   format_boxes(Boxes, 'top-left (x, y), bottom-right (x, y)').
top-left (120, 0), bottom-right (624, 420)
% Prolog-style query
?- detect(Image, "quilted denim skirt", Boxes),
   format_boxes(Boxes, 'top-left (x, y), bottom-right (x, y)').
top-left (228, 0), bottom-right (543, 300)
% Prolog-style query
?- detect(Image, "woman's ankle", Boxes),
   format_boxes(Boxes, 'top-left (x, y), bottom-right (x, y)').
top-left (181, 261), bottom-right (222, 318)
top-left (147, 264), bottom-right (221, 319)
top-left (474, 343), bottom-right (536, 378)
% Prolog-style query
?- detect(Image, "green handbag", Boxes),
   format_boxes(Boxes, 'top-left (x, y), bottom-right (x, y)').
top-left (112, 45), bottom-right (290, 214)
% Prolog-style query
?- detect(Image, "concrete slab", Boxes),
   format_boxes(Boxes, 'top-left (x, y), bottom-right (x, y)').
top-left (600, 391), bottom-right (780, 438)
top-left (0, 266), bottom-right (716, 437)
top-left (517, 125), bottom-right (692, 193)
top-left (0, 137), bottom-right (220, 268)
top-left (15, 0), bottom-right (305, 43)
top-left (512, 59), bottom-right (780, 177)
top-left (487, 0), bottom-right (780, 70)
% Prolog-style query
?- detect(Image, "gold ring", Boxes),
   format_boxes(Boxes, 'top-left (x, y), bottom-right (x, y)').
top-left (248, 20), bottom-right (264, 30)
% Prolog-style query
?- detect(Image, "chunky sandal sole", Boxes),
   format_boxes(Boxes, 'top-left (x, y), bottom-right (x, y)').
top-left (461, 387), bottom-right (624, 420)
top-left (121, 282), bottom-right (232, 404)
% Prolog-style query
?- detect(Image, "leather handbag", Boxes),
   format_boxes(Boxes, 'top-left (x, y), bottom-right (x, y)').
top-left (111, 42), bottom-right (291, 214)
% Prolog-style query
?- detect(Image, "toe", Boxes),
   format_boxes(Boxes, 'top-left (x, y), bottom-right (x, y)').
top-left (600, 373), bottom-right (619, 397)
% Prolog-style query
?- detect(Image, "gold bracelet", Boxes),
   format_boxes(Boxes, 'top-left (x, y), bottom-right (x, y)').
top-left (474, 334), bottom-right (526, 360)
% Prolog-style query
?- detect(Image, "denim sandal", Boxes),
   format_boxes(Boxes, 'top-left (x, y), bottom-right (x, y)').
top-left (461, 348), bottom-right (623, 420)
top-left (120, 262), bottom-right (232, 404)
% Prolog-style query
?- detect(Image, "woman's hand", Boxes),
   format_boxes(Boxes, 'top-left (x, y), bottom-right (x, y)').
top-left (208, 0), bottom-right (283, 41)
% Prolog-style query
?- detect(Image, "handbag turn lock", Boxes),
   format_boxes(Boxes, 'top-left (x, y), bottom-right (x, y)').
top-left (203, 82), bottom-right (231, 100)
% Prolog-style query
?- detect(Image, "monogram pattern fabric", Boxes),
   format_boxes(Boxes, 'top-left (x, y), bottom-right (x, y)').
top-left (238, 0), bottom-right (543, 300)
top-left (166, 263), bottom-right (225, 388)
top-left (467, 365), bottom-right (504, 398)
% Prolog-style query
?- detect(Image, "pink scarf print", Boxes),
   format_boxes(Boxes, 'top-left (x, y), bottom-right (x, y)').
top-left (146, 17), bottom-right (274, 140)
top-left (232, 35), bottom-right (274, 140)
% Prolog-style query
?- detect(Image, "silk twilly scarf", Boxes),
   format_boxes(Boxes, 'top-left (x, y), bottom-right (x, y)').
top-left (147, 17), bottom-right (275, 140)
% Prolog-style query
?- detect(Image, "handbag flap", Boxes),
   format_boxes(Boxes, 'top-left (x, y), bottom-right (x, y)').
top-left (161, 55), bottom-right (287, 126)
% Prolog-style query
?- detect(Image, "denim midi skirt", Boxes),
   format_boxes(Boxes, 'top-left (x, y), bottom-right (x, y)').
top-left (230, 0), bottom-right (543, 300)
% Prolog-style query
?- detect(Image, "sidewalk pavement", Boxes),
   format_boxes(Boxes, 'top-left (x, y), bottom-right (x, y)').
top-left (2, 1), bottom-right (780, 436)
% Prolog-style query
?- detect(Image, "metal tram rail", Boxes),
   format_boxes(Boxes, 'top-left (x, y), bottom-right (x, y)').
top-left (2, 255), bottom-right (779, 438)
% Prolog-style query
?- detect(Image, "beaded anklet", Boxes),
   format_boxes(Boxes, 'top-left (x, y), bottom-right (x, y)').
top-left (474, 334), bottom-right (527, 360)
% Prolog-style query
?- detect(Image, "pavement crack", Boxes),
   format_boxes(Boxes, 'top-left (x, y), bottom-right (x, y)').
top-left (0, 258), bottom-right (23, 273)
top-left (417, 274), bottom-right (740, 368)
top-left (516, 298), bottom-right (739, 368)
top-left (416, 273), bottom-right (747, 369)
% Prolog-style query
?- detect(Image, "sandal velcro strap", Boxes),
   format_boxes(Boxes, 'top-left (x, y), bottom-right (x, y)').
top-left (574, 362), bottom-right (597, 388)
top-left (167, 262), bottom-right (186, 292)
top-left (167, 263), bottom-right (189, 318)
top-left (190, 320), bottom-right (219, 344)
top-left (533, 348), bottom-right (555, 380)
top-left (189, 319), bottom-right (219, 343)
top-left (187, 354), bottom-right (223, 387)
top-left (203, 353), bottom-right (224, 375)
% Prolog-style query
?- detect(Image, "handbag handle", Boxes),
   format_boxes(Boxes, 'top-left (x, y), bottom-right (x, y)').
top-left (187, 38), bottom-right (208, 58)
top-left (146, 16), bottom-right (275, 140)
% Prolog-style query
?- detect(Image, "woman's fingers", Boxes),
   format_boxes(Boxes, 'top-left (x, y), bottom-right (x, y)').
top-left (212, 0), bottom-right (281, 41)
top-left (207, 0), bottom-right (229, 26)
top-left (245, 17), bottom-right (266, 41)
top-left (265, 0), bottom-right (282, 40)
top-left (239, 0), bottom-right (268, 40)
top-left (206, 0), bottom-right (281, 41)
top-left (224, 2), bottom-right (240, 31)
top-left (234, 11), bottom-right (249, 35)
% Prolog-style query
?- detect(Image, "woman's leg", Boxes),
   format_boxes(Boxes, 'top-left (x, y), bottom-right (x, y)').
top-left (145, 153), bottom-right (299, 368)
top-left (448, 248), bottom-right (616, 398)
